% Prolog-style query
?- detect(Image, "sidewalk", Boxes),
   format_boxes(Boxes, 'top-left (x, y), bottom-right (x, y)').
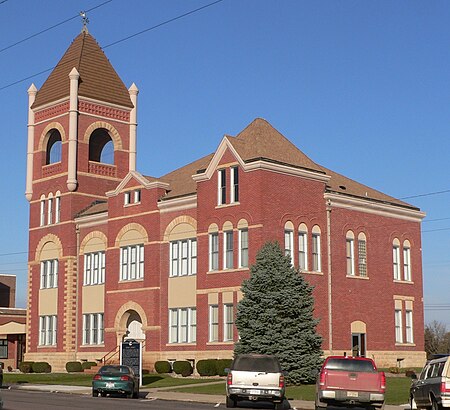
top-left (8, 382), bottom-right (409, 410)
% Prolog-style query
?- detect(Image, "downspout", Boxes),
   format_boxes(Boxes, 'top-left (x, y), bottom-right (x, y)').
top-left (326, 199), bottom-right (333, 353)
top-left (67, 68), bottom-right (79, 191)
top-left (25, 84), bottom-right (37, 201)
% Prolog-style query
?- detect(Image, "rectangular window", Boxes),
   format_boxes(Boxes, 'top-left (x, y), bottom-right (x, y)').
top-left (224, 231), bottom-right (234, 269)
top-left (239, 228), bottom-right (249, 268)
top-left (47, 197), bottom-right (53, 225)
top-left (209, 233), bottom-right (219, 271)
top-left (312, 233), bottom-right (321, 272)
top-left (180, 240), bottom-right (189, 276)
top-left (395, 309), bottom-right (403, 343)
top-left (39, 315), bottom-right (57, 346)
top-left (231, 166), bottom-right (239, 203)
top-left (405, 310), bottom-right (413, 343)
top-left (84, 251), bottom-right (105, 285)
top-left (346, 239), bottom-right (355, 275)
top-left (284, 230), bottom-right (294, 265)
top-left (190, 240), bottom-right (197, 275)
top-left (120, 244), bottom-right (144, 281)
top-left (82, 313), bottom-right (104, 345)
top-left (55, 196), bottom-right (61, 224)
top-left (393, 245), bottom-right (400, 280)
top-left (218, 169), bottom-right (226, 205)
top-left (358, 239), bottom-right (367, 277)
top-left (40, 259), bottom-right (58, 289)
top-left (134, 189), bottom-right (141, 203)
top-left (124, 192), bottom-right (130, 205)
top-left (298, 231), bottom-right (308, 270)
top-left (0, 340), bottom-right (8, 359)
top-left (223, 304), bottom-right (234, 342)
top-left (168, 308), bottom-right (196, 344)
top-left (40, 199), bottom-right (46, 226)
top-left (403, 247), bottom-right (411, 281)
top-left (209, 305), bottom-right (219, 342)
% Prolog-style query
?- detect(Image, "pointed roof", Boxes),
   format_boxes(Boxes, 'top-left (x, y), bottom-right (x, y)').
top-left (32, 32), bottom-right (133, 109)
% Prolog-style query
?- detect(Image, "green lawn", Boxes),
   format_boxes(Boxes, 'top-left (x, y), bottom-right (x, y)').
top-left (3, 373), bottom-right (221, 388)
top-left (166, 377), bottom-right (413, 405)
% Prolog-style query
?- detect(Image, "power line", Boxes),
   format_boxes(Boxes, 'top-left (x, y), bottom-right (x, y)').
top-left (400, 189), bottom-right (450, 200)
top-left (0, 0), bottom-right (226, 91)
top-left (0, 1), bottom-right (113, 54)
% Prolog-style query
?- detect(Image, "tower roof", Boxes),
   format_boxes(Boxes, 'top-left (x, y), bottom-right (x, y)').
top-left (32, 32), bottom-right (133, 109)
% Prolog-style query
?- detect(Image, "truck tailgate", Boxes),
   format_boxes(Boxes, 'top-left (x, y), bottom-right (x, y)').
top-left (231, 370), bottom-right (280, 387)
top-left (325, 370), bottom-right (381, 392)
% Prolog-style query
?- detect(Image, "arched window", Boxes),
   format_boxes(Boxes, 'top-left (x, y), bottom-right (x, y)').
top-left (358, 233), bottom-right (367, 277)
top-left (46, 130), bottom-right (62, 164)
top-left (346, 231), bottom-right (355, 276)
top-left (284, 221), bottom-right (294, 266)
top-left (89, 128), bottom-right (114, 164)
top-left (312, 225), bottom-right (322, 272)
top-left (393, 238), bottom-right (401, 280)
top-left (298, 223), bottom-right (308, 271)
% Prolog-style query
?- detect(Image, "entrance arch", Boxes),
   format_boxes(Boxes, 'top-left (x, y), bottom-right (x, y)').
top-left (114, 302), bottom-right (148, 343)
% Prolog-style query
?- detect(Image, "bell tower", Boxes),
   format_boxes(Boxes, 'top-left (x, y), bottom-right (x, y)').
top-left (25, 28), bottom-right (138, 366)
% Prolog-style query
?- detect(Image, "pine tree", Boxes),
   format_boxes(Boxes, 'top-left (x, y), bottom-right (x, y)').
top-left (234, 241), bottom-right (323, 384)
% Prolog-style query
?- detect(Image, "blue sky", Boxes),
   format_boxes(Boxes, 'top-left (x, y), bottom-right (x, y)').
top-left (0, 0), bottom-right (449, 327)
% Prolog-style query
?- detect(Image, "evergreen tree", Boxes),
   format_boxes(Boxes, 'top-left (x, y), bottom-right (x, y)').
top-left (235, 241), bottom-right (323, 384)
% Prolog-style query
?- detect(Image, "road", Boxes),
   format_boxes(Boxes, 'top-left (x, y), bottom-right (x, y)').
top-left (0, 389), bottom-right (296, 410)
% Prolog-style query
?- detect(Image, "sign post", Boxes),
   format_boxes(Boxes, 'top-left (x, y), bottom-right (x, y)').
top-left (120, 339), bottom-right (142, 387)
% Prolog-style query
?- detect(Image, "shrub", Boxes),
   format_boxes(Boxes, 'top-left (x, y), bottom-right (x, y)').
top-left (154, 361), bottom-right (172, 374)
top-left (173, 360), bottom-right (193, 377)
top-left (196, 359), bottom-right (217, 376)
top-left (19, 361), bottom-right (34, 373)
top-left (389, 367), bottom-right (400, 374)
top-left (32, 362), bottom-right (51, 373)
top-left (216, 359), bottom-right (232, 376)
top-left (405, 369), bottom-right (417, 378)
top-left (81, 361), bottom-right (97, 370)
top-left (7, 366), bottom-right (12, 372)
top-left (66, 361), bottom-right (83, 372)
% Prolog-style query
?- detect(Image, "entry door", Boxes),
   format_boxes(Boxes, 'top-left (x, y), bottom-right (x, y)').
top-left (351, 333), bottom-right (366, 357)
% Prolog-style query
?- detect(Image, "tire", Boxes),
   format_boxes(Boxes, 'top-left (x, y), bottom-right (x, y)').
top-left (410, 396), bottom-right (418, 410)
top-left (226, 396), bottom-right (236, 408)
top-left (431, 397), bottom-right (442, 410)
top-left (92, 389), bottom-right (98, 397)
top-left (126, 391), bottom-right (133, 399)
top-left (100, 391), bottom-right (107, 397)
top-left (274, 401), bottom-right (284, 410)
top-left (315, 394), bottom-right (327, 410)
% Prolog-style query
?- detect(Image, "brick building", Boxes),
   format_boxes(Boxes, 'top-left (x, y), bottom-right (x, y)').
top-left (24, 30), bottom-right (426, 371)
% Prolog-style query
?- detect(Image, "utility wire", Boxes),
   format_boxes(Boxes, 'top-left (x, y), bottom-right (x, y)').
top-left (0, 0), bottom-right (226, 91)
top-left (0, 1), bottom-right (113, 54)
top-left (400, 189), bottom-right (450, 200)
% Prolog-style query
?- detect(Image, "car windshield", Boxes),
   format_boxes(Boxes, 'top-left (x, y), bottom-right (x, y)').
top-left (99, 365), bottom-right (131, 375)
top-left (324, 359), bottom-right (375, 372)
top-left (232, 356), bottom-right (281, 372)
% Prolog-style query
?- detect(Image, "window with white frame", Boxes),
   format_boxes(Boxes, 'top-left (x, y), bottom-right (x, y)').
top-left (47, 196), bottom-right (53, 225)
top-left (209, 305), bottom-right (219, 342)
top-left (170, 239), bottom-right (197, 277)
top-left (284, 229), bottom-right (294, 265)
top-left (120, 244), bottom-right (144, 281)
top-left (84, 251), bottom-right (105, 285)
top-left (393, 243), bottom-right (401, 280)
top-left (403, 244), bottom-right (411, 281)
top-left (134, 189), bottom-right (141, 203)
top-left (82, 313), bottom-right (104, 345)
top-left (124, 189), bottom-right (141, 206)
top-left (223, 304), bottom-right (234, 341)
top-left (168, 308), bottom-right (196, 343)
top-left (40, 259), bottom-right (58, 289)
top-left (239, 228), bottom-right (248, 268)
top-left (312, 230), bottom-right (321, 272)
top-left (298, 228), bottom-right (308, 270)
top-left (218, 169), bottom-right (226, 205)
top-left (39, 315), bottom-right (57, 346)
top-left (358, 235), bottom-right (367, 277)
top-left (224, 230), bottom-right (234, 269)
top-left (55, 194), bottom-right (61, 224)
top-left (346, 236), bottom-right (355, 276)
top-left (405, 310), bottom-right (413, 343)
top-left (231, 166), bottom-right (239, 203)
top-left (40, 197), bottom-right (46, 226)
top-left (395, 309), bottom-right (403, 343)
top-left (0, 339), bottom-right (7, 359)
top-left (209, 233), bottom-right (219, 271)
top-left (124, 192), bottom-right (130, 205)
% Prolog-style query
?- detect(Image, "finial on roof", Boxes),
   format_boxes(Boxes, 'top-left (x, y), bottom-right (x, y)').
top-left (80, 11), bottom-right (89, 33)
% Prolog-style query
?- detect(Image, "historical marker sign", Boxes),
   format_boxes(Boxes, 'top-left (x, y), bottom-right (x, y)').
top-left (120, 339), bottom-right (142, 386)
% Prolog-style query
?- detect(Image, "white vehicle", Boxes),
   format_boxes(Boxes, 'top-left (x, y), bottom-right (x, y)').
top-left (225, 354), bottom-right (286, 409)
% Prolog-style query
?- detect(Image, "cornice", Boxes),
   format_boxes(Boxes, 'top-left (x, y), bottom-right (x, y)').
top-left (324, 192), bottom-right (426, 222)
top-left (74, 212), bottom-right (108, 228)
top-left (158, 195), bottom-right (197, 213)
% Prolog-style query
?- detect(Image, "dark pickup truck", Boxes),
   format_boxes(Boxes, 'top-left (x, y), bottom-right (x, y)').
top-left (315, 356), bottom-right (386, 410)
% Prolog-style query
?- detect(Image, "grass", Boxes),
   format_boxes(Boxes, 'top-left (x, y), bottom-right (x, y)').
top-left (166, 376), bottom-right (413, 405)
top-left (3, 373), bottom-right (222, 388)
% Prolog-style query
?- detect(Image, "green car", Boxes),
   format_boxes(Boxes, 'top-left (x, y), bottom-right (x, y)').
top-left (92, 365), bottom-right (139, 398)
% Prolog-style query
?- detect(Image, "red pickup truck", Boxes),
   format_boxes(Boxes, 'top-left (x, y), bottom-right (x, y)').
top-left (315, 356), bottom-right (386, 410)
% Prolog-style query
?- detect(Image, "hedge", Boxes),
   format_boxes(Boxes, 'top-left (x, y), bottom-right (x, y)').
top-left (173, 360), bottom-right (193, 377)
top-left (196, 359), bottom-right (217, 376)
top-left (81, 361), bottom-right (97, 370)
top-left (216, 359), bottom-right (232, 376)
top-left (19, 361), bottom-right (34, 373)
top-left (32, 362), bottom-right (52, 373)
top-left (154, 361), bottom-right (171, 374)
top-left (66, 361), bottom-right (83, 372)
